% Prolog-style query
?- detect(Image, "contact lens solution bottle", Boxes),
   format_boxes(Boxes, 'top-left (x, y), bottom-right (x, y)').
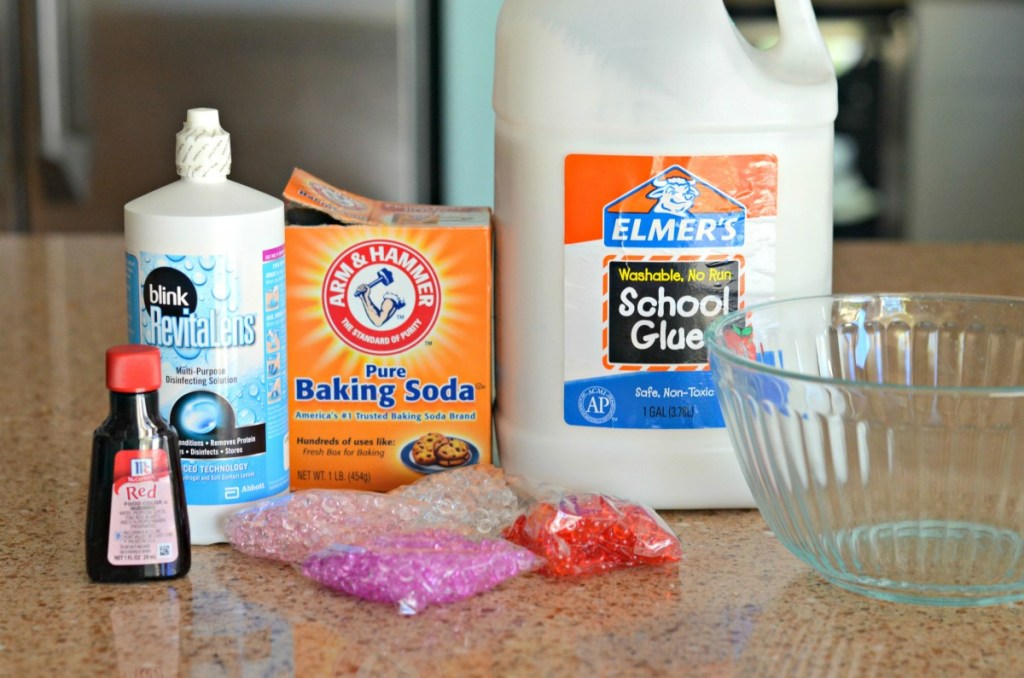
top-left (124, 108), bottom-right (289, 543)
top-left (87, 345), bottom-right (191, 582)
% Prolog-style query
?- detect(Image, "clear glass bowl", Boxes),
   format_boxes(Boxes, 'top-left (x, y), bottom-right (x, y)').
top-left (707, 294), bottom-right (1024, 606)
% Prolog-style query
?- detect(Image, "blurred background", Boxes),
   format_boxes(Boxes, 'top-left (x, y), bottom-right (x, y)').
top-left (0, 0), bottom-right (1021, 240)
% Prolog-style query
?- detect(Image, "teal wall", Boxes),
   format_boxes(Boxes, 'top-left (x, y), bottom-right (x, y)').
top-left (439, 0), bottom-right (502, 207)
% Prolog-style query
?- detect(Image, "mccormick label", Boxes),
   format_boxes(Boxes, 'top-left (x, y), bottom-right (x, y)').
top-left (564, 154), bottom-right (777, 429)
top-left (284, 169), bottom-right (492, 491)
top-left (107, 449), bottom-right (180, 565)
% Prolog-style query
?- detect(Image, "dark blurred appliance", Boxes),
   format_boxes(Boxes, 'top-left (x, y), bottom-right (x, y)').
top-left (0, 0), bottom-right (435, 232)
top-left (728, 0), bottom-right (910, 239)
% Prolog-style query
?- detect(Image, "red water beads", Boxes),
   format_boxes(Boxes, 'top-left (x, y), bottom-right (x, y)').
top-left (502, 494), bottom-right (682, 577)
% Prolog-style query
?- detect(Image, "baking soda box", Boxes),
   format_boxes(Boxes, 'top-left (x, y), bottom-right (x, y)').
top-left (283, 169), bottom-right (492, 491)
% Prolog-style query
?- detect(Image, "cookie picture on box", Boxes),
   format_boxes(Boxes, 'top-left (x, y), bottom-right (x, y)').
top-left (401, 432), bottom-right (479, 473)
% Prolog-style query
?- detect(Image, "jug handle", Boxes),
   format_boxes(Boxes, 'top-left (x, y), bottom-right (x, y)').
top-left (768, 0), bottom-right (833, 80)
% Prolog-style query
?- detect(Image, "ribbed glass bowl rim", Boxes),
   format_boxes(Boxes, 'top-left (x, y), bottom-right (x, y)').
top-left (705, 292), bottom-right (1024, 397)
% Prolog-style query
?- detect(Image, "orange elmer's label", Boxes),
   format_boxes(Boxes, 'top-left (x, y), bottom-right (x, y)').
top-left (284, 169), bottom-right (493, 491)
top-left (563, 154), bottom-right (777, 430)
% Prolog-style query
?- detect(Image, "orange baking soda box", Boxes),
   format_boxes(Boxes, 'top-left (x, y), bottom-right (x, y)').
top-left (283, 168), bottom-right (492, 491)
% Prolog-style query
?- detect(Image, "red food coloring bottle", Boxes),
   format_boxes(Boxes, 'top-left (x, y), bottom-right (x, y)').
top-left (86, 345), bottom-right (190, 582)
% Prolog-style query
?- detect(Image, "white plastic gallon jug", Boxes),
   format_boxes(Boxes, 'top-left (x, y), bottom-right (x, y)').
top-left (493, 0), bottom-right (837, 508)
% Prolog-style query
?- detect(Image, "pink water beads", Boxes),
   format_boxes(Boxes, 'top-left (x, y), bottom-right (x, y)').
top-left (303, 529), bottom-right (541, 615)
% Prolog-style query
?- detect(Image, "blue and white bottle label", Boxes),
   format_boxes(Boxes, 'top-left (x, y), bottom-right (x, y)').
top-left (127, 246), bottom-right (288, 504)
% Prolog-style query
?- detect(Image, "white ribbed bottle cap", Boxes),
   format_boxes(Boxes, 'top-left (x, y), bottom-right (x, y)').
top-left (175, 108), bottom-right (231, 180)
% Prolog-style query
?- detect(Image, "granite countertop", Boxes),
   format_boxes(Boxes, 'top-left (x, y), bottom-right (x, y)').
top-left (2, 234), bottom-right (1024, 677)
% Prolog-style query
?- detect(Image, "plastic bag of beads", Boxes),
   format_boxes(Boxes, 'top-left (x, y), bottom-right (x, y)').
top-left (303, 528), bottom-right (542, 615)
top-left (225, 490), bottom-right (432, 563)
top-left (502, 493), bottom-right (682, 577)
top-left (389, 465), bottom-right (523, 537)
top-left (226, 466), bottom-right (526, 563)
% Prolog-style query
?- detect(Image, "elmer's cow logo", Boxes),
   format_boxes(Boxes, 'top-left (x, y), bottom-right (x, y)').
top-left (604, 166), bottom-right (746, 248)
top-left (322, 239), bottom-right (441, 355)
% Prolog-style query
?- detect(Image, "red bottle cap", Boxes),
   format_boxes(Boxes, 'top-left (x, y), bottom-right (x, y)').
top-left (106, 345), bottom-right (162, 393)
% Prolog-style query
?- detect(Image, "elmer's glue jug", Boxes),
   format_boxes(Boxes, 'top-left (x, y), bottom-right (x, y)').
top-left (124, 109), bottom-right (289, 542)
top-left (493, 0), bottom-right (837, 507)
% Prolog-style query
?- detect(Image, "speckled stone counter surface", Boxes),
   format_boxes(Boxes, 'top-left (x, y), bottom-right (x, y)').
top-left (2, 235), bottom-right (1024, 677)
